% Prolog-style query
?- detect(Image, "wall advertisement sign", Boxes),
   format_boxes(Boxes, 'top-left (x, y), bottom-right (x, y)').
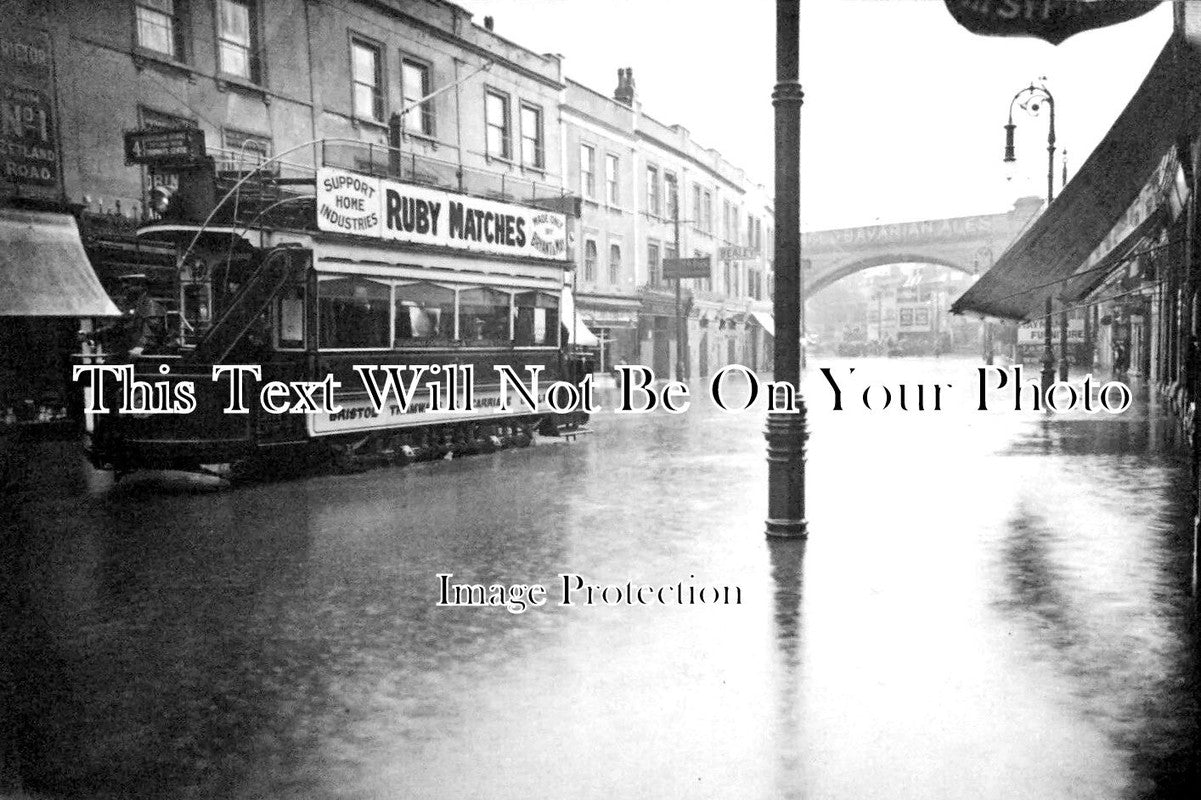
top-left (316, 167), bottom-right (568, 262)
top-left (1, 26), bottom-right (60, 195)
top-left (1018, 316), bottom-right (1085, 344)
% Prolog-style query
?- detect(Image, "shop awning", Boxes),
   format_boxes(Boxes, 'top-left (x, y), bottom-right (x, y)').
top-left (560, 286), bottom-right (600, 347)
top-left (952, 36), bottom-right (1201, 321)
top-left (750, 310), bottom-right (775, 337)
top-left (0, 207), bottom-right (121, 316)
top-left (1060, 207), bottom-right (1166, 302)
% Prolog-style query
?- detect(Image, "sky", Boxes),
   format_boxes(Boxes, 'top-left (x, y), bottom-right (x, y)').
top-left (460, 0), bottom-right (1173, 232)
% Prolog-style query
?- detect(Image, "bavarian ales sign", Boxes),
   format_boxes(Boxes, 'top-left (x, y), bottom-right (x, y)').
top-left (316, 167), bottom-right (568, 262)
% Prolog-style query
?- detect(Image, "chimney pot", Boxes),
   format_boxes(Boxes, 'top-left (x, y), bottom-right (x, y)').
top-left (614, 67), bottom-right (636, 106)
top-left (484, 16), bottom-right (494, 31)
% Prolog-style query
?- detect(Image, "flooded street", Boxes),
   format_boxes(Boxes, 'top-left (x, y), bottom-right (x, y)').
top-left (3, 356), bottom-right (1198, 799)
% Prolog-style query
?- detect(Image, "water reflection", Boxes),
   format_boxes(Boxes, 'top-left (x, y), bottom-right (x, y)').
top-left (768, 539), bottom-right (807, 800)
top-left (1, 358), bottom-right (1199, 798)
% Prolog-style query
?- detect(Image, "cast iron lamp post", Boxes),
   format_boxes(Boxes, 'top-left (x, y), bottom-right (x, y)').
top-left (765, 0), bottom-right (806, 539)
top-left (1004, 81), bottom-right (1059, 392)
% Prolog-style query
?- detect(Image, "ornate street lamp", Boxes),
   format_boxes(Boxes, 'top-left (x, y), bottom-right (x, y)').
top-left (1004, 81), bottom-right (1056, 206)
top-left (765, 0), bottom-right (806, 539)
top-left (1004, 81), bottom-right (1059, 390)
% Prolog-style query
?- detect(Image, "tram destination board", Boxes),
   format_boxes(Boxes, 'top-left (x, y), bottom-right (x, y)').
top-left (124, 127), bottom-right (206, 166)
top-left (662, 256), bottom-right (712, 280)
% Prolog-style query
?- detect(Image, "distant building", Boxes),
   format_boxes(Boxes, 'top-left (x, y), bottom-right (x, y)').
top-left (562, 68), bottom-right (774, 379)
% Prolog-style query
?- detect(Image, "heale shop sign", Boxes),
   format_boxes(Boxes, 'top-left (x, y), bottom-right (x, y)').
top-left (316, 167), bottom-right (568, 262)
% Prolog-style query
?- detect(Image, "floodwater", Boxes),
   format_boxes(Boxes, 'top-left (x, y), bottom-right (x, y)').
top-left (1, 357), bottom-right (1198, 799)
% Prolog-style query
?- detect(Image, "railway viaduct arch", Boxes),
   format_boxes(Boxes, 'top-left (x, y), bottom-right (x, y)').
top-left (801, 196), bottom-right (1044, 298)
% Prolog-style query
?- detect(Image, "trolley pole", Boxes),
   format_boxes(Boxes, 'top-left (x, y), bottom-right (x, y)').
top-left (765, 0), bottom-right (807, 539)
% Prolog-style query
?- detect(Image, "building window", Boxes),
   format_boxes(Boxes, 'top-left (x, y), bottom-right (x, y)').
top-left (136, 0), bottom-right (185, 59)
top-left (609, 243), bottom-right (621, 284)
top-left (218, 1), bottom-right (257, 81)
top-left (401, 59), bottom-right (433, 135)
top-left (703, 190), bottom-right (713, 234)
top-left (605, 153), bottom-right (619, 205)
top-left (723, 199), bottom-right (733, 241)
top-left (646, 165), bottom-right (660, 216)
top-left (664, 172), bottom-right (678, 220)
top-left (485, 90), bottom-right (511, 160)
top-left (520, 103), bottom-right (544, 169)
top-left (220, 128), bottom-right (271, 173)
top-left (692, 184), bottom-right (703, 231)
top-left (580, 144), bottom-right (596, 199)
top-left (351, 39), bottom-right (383, 122)
top-left (583, 239), bottom-right (597, 281)
top-left (648, 242), bottom-right (661, 287)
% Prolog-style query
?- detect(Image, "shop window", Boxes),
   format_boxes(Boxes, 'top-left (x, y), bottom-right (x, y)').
top-left (514, 291), bottom-right (559, 346)
top-left (458, 287), bottom-right (511, 344)
top-left (318, 276), bottom-right (390, 348)
top-left (394, 281), bottom-right (454, 344)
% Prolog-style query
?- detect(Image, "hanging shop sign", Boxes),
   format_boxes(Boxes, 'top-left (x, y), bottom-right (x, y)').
top-left (662, 256), bottom-right (713, 280)
top-left (316, 167), bottom-right (568, 262)
top-left (1, 26), bottom-right (60, 195)
top-left (942, 1), bottom-right (1162, 46)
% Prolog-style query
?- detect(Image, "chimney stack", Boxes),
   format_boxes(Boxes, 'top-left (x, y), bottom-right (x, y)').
top-left (484, 16), bottom-right (494, 31)
top-left (614, 67), bottom-right (635, 106)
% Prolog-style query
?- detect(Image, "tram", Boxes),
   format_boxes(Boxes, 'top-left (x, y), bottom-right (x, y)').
top-left (83, 148), bottom-right (593, 478)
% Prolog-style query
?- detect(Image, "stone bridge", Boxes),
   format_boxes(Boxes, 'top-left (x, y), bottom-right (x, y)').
top-left (801, 196), bottom-right (1044, 298)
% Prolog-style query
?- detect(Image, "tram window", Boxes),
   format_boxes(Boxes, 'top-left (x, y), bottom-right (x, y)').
top-left (318, 276), bottom-right (390, 348)
top-left (275, 284), bottom-right (305, 348)
top-left (458, 288), bottom-right (512, 344)
top-left (394, 282), bottom-right (454, 344)
top-left (514, 291), bottom-right (560, 346)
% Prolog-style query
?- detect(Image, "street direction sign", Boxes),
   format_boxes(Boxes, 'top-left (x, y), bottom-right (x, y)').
top-left (124, 127), bottom-right (207, 166)
top-left (662, 256), bottom-right (711, 280)
top-left (718, 245), bottom-right (760, 261)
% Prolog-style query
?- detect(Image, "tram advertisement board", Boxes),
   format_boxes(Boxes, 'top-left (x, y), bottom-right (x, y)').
top-left (307, 385), bottom-right (549, 437)
top-left (316, 167), bottom-right (568, 262)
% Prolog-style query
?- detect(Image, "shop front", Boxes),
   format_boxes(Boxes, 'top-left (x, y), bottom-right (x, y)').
top-left (1, 206), bottom-right (121, 432)
top-left (575, 295), bottom-right (640, 373)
